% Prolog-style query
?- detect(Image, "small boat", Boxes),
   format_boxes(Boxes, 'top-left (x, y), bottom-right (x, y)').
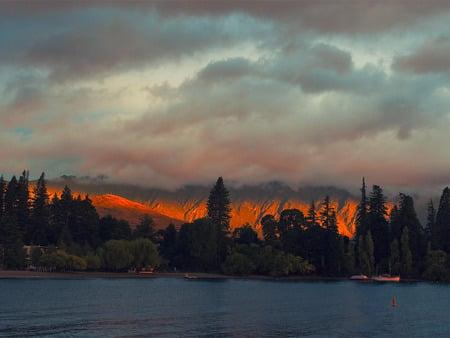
top-left (184, 273), bottom-right (198, 279)
top-left (349, 274), bottom-right (370, 281)
top-left (372, 274), bottom-right (400, 282)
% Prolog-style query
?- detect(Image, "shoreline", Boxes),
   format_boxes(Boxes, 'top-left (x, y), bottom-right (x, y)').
top-left (0, 270), bottom-right (342, 280)
top-left (0, 270), bottom-right (426, 282)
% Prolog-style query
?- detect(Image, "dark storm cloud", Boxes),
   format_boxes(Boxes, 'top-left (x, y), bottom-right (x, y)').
top-left (24, 18), bottom-right (255, 82)
top-left (155, 0), bottom-right (450, 34)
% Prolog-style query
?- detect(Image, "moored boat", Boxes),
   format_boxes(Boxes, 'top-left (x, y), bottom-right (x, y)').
top-left (371, 275), bottom-right (400, 282)
top-left (349, 274), bottom-right (370, 281)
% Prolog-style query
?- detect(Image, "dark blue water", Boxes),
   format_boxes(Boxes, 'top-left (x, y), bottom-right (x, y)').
top-left (1, 278), bottom-right (449, 337)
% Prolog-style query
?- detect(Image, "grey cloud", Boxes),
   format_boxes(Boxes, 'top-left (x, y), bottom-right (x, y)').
top-left (23, 16), bottom-right (260, 82)
top-left (393, 37), bottom-right (450, 74)
top-left (0, 85), bottom-right (47, 128)
top-left (155, 1), bottom-right (450, 35)
top-left (3, 1), bottom-right (449, 35)
top-left (197, 58), bottom-right (257, 83)
top-left (269, 43), bottom-right (387, 95)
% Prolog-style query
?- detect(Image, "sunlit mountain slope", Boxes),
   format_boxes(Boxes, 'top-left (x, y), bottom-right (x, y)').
top-left (46, 179), bottom-right (359, 237)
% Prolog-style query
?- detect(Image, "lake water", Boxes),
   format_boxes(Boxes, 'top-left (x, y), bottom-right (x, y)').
top-left (1, 277), bottom-right (449, 337)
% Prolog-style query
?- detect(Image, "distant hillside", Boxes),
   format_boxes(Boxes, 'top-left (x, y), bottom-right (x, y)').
top-left (46, 178), bottom-right (360, 237)
top-left (90, 194), bottom-right (184, 230)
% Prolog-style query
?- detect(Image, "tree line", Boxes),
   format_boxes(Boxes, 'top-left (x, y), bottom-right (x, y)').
top-left (1, 172), bottom-right (450, 280)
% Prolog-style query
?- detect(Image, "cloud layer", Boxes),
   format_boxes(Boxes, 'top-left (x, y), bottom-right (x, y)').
top-left (0, 1), bottom-right (449, 194)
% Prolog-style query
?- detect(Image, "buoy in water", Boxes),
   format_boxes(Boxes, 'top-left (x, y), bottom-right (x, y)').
top-left (391, 296), bottom-right (397, 307)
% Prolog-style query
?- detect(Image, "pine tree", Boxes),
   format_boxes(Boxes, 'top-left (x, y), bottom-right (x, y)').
top-left (433, 187), bottom-right (450, 253)
top-left (355, 178), bottom-right (369, 239)
top-left (207, 177), bottom-right (231, 233)
top-left (16, 170), bottom-right (30, 241)
top-left (133, 215), bottom-right (156, 241)
top-left (261, 214), bottom-right (278, 242)
top-left (306, 200), bottom-right (317, 227)
top-left (365, 231), bottom-right (375, 276)
top-left (0, 213), bottom-right (26, 269)
top-left (320, 195), bottom-right (332, 230)
top-left (4, 176), bottom-right (18, 217)
top-left (368, 185), bottom-right (389, 272)
top-left (357, 230), bottom-right (374, 276)
top-left (389, 239), bottom-right (401, 275)
top-left (0, 175), bottom-right (5, 221)
top-left (31, 172), bottom-right (50, 246)
top-left (207, 177), bottom-right (231, 267)
top-left (329, 210), bottom-right (339, 234)
top-left (400, 227), bottom-right (413, 277)
top-left (425, 199), bottom-right (435, 242)
top-left (396, 193), bottom-right (425, 270)
top-left (389, 205), bottom-right (401, 242)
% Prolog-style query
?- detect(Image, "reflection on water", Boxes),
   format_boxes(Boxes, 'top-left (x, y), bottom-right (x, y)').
top-left (1, 278), bottom-right (450, 337)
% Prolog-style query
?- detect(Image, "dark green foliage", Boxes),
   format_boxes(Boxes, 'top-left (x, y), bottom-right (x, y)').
top-left (40, 249), bottom-right (87, 272)
top-left (0, 214), bottom-right (26, 269)
top-left (31, 173), bottom-right (50, 246)
top-left (133, 215), bottom-right (156, 241)
top-left (101, 240), bottom-right (132, 271)
top-left (433, 187), bottom-right (450, 253)
top-left (177, 218), bottom-right (218, 271)
top-left (423, 244), bottom-right (449, 281)
top-left (2, 170), bottom-right (450, 280)
top-left (98, 215), bottom-right (132, 242)
top-left (425, 199), bottom-right (435, 242)
top-left (389, 239), bottom-right (401, 275)
top-left (394, 193), bottom-right (425, 273)
top-left (306, 200), bottom-right (317, 227)
top-left (48, 187), bottom-right (99, 250)
top-left (207, 177), bottom-right (231, 233)
top-left (159, 223), bottom-right (177, 264)
top-left (16, 171), bottom-right (30, 240)
top-left (355, 177), bottom-right (369, 240)
top-left (222, 248), bottom-right (256, 276)
top-left (319, 195), bottom-right (333, 231)
top-left (261, 214), bottom-right (278, 242)
top-left (400, 227), bottom-right (413, 277)
top-left (367, 185), bottom-right (389, 271)
top-left (4, 176), bottom-right (18, 217)
top-left (232, 224), bottom-right (259, 245)
top-left (0, 175), bottom-right (5, 221)
top-left (207, 177), bottom-right (232, 266)
top-left (358, 230), bottom-right (374, 276)
top-left (129, 238), bottom-right (160, 271)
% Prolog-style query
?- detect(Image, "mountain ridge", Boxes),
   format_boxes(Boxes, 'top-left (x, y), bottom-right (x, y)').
top-left (45, 178), bottom-right (359, 237)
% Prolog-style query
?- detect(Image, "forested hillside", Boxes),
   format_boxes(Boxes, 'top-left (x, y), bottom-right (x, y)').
top-left (1, 172), bottom-right (450, 281)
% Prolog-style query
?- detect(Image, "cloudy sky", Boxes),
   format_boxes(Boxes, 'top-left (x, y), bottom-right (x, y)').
top-left (1, 1), bottom-right (449, 193)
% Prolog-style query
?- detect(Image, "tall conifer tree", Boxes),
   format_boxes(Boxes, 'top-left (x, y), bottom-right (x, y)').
top-left (207, 177), bottom-right (231, 233)
top-left (31, 172), bottom-right (50, 245)
top-left (0, 175), bottom-right (5, 220)
top-left (207, 177), bottom-right (231, 267)
top-left (425, 199), bottom-right (435, 242)
top-left (433, 187), bottom-right (450, 253)
top-left (16, 170), bottom-right (30, 241)
top-left (306, 200), bottom-right (317, 227)
top-left (395, 193), bottom-right (425, 270)
top-left (368, 185), bottom-right (389, 271)
top-left (355, 177), bottom-right (369, 239)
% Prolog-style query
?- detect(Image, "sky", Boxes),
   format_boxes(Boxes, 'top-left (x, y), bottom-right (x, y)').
top-left (1, 1), bottom-right (449, 194)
